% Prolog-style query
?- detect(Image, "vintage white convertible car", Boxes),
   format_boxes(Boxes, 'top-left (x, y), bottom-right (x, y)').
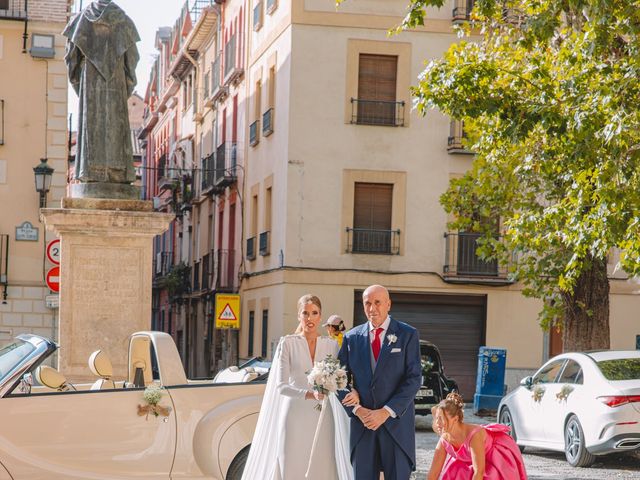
top-left (0, 331), bottom-right (265, 480)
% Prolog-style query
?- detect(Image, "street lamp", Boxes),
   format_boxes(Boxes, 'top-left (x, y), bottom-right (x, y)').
top-left (33, 158), bottom-right (54, 208)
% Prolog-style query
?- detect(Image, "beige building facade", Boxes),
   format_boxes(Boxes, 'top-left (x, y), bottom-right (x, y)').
top-left (239, 0), bottom-right (640, 397)
top-left (0, 0), bottom-right (71, 345)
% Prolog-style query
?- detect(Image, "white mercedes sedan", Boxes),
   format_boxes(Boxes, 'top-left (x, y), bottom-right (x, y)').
top-left (498, 350), bottom-right (640, 467)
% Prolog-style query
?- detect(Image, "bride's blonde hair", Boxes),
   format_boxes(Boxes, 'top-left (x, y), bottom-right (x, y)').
top-left (294, 294), bottom-right (322, 333)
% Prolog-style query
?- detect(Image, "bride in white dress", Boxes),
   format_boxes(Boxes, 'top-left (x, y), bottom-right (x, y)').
top-left (241, 294), bottom-right (355, 480)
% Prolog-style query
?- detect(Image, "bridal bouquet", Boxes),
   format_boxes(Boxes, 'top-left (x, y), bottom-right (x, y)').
top-left (307, 355), bottom-right (348, 410)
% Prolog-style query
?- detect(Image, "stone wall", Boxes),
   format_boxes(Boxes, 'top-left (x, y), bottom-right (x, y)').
top-left (0, 285), bottom-right (56, 341)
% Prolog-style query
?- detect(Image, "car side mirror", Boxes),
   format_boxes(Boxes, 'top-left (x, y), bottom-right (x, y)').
top-left (520, 376), bottom-right (533, 389)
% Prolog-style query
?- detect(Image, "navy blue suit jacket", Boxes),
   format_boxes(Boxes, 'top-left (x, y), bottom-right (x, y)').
top-left (338, 317), bottom-right (422, 468)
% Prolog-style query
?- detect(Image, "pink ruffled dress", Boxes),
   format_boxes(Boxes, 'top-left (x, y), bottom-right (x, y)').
top-left (439, 424), bottom-right (527, 479)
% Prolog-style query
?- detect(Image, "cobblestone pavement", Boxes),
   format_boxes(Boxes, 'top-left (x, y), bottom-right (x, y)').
top-left (415, 409), bottom-right (640, 480)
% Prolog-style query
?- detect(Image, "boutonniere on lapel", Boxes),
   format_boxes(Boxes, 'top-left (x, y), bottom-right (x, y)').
top-left (387, 334), bottom-right (397, 346)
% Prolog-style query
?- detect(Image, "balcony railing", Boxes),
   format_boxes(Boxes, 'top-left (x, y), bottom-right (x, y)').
top-left (246, 236), bottom-right (256, 260)
top-left (262, 108), bottom-right (274, 136)
top-left (0, 0), bottom-right (27, 20)
top-left (192, 260), bottom-right (201, 292)
top-left (249, 120), bottom-right (260, 147)
top-left (224, 34), bottom-right (244, 84)
top-left (215, 142), bottom-right (237, 188)
top-left (447, 119), bottom-right (473, 154)
top-left (154, 252), bottom-right (174, 278)
top-left (189, 0), bottom-right (216, 23)
top-left (210, 56), bottom-right (229, 103)
top-left (259, 231), bottom-right (270, 256)
top-left (351, 98), bottom-right (405, 127)
top-left (452, 0), bottom-right (474, 23)
top-left (443, 232), bottom-right (512, 281)
top-left (215, 249), bottom-right (236, 290)
top-left (201, 153), bottom-right (216, 191)
top-left (346, 228), bottom-right (400, 255)
top-left (201, 252), bottom-right (210, 291)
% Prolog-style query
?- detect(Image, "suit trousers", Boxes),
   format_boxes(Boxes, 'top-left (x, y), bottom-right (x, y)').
top-left (352, 425), bottom-right (412, 480)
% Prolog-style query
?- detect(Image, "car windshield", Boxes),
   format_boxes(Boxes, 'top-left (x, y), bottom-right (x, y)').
top-left (597, 358), bottom-right (640, 381)
top-left (0, 339), bottom-right (36, 383)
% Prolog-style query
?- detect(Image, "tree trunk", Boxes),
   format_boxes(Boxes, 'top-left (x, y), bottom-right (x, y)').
top-left (562, 256), bottom-right (610, 351)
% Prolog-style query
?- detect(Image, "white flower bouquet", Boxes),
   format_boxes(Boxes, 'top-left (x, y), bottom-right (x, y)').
top-left (307, 355), bottom-right (348, 410)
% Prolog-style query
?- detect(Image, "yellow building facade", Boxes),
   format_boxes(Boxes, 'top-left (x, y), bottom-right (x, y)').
top-left (239, 0), bottom-right (640, 396)
top-left (0, 0), bottom-right (71, 344)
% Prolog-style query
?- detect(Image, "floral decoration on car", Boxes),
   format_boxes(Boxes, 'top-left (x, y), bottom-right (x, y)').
top-left (532, 385), bottom-right (546, 403)
top-left (421, 358), bottom-right (434, 377)
top-left (137, 384), bottom-right (172, 419)
top-left (387, 334), bottom-right (397, 345)
top-left (556, 384), bottom-right (574, 402)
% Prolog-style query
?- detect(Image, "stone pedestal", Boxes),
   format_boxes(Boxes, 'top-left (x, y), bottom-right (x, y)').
top-left (41, 199), bottom-right (174, 381)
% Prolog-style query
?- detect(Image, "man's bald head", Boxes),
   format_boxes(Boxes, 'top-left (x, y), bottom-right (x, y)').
top-left (362, 284), bottom-right (391, 327)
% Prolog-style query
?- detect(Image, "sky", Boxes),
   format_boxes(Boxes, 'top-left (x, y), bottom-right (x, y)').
top-left (68, 0), bottom-right (184, 122)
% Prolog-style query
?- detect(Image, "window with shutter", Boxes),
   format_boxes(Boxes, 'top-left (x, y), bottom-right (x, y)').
top-left (351, 183), bottom-right (396, 254)
top-left (357, 54), bottom-right (398, 126)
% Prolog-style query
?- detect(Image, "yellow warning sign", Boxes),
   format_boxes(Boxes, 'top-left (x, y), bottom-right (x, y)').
top-left (215, 294), bottom-right (240, 329)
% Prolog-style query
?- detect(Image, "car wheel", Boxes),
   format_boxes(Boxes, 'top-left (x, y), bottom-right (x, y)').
top-left (498, 406), bottom-right (524, 453)
top-left (226, 445), bottom-right (250, 480)
top-left (564, 415), bottom-right (596, 468)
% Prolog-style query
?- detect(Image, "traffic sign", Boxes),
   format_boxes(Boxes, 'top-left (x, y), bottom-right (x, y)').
top-left (46, 266), bottom-right (60, 293)
top-left (215, 294), bottom-right (240, 329)
top-left (46, 239), bottom-right (60, 265)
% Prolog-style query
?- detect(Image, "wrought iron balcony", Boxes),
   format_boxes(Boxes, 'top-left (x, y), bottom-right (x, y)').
top-left (215, 249), bottom-right (236, 291)
top-left (443, 232), bottom-right (513, 284)
top-left (154, 252), bottom-right (174, 278)
top-left (215, 142), bottom-right (237, 188)
top-left (0, 0), bottom-right (27, 20)
top-left (262, 108), bottom-right (274, 136)
top-left (210, 56), bottom-right (228, 103)
top-left (224, 34), bottom-right (244, 85)
top-left (246, 236), bottom-right (256, 260)
top-left (447, 119), bottom-right (473, 154)
top-left (346, 228), bottom-right (400, 255)
top-left (350, 98), bottom-right (405, 127)
top-left (201, 153), bottom-right (216, 192)
top-left (192, 260), bottom-right (200, 292)
top-left (249, 120), bottom-right (260, 147)
top-left (259, 231), bottom-right (270, 256)
top-left (452, 0), bottom-right (474, 23)
top-left (201, 252), bottom-right (210, 291)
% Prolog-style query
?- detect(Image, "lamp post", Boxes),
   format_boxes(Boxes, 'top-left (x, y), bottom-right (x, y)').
top-left (33, 158), bottom-right (54, 208)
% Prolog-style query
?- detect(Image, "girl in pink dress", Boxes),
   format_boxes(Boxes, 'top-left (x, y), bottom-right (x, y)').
top-left (427, 393), bottom-right (527, 480)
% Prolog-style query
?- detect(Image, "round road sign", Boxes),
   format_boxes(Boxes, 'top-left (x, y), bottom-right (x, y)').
top-left (46, 239), bottom-right (60, 265)
top-left (46, 266), bottom-right (60, 293)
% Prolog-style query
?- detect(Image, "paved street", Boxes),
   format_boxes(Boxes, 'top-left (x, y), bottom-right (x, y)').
top-left (415, 410), bottom-right (640, 480)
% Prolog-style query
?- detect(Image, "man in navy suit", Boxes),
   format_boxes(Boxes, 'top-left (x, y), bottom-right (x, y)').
top-left (338, 285), bottom-right (422, 479)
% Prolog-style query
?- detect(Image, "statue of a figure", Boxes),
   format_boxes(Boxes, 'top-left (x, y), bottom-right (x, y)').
top-left (63, 0), bottom-right (140, 191)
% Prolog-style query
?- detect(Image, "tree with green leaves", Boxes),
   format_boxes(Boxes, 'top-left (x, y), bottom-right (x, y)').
top-left (397, 0), bottom-right (640, 351)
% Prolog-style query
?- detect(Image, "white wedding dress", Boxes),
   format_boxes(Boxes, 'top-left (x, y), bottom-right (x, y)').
top-left (241, 335), bottom-right (352, 480)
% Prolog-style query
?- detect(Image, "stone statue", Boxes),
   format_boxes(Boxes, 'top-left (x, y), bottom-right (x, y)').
top-left (63, 0), bottom-right (140, 198)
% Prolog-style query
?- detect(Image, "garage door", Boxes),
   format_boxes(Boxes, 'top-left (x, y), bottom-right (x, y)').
top-left (354, 292), bottom-right (486, 400)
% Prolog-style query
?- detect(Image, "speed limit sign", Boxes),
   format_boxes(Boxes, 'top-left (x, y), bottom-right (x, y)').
top-left (46, 239), bottom-right (60, 265)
